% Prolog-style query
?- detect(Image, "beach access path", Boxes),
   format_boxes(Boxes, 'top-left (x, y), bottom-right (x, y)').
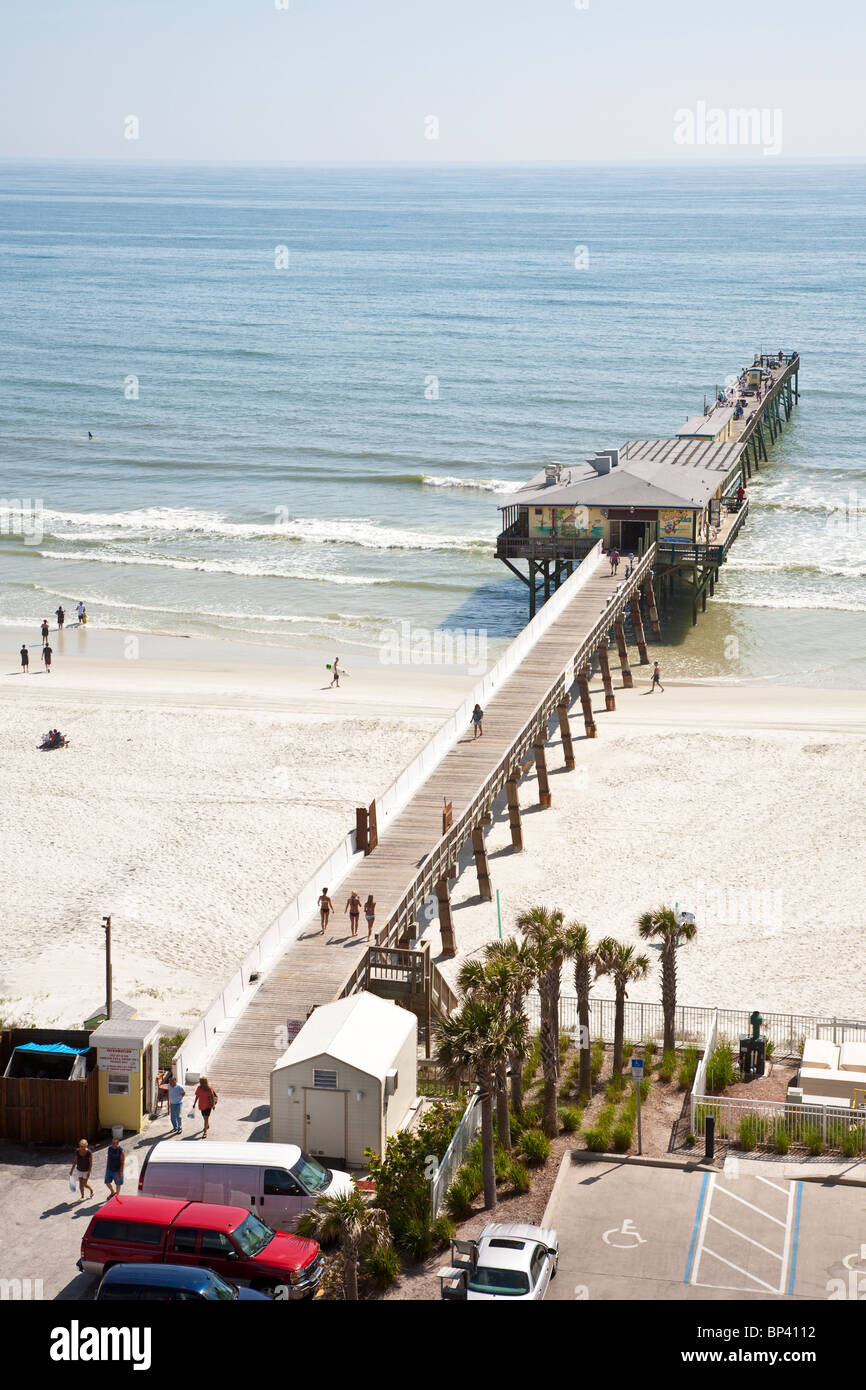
top-left (208, 554), bottom-right (632, 1100)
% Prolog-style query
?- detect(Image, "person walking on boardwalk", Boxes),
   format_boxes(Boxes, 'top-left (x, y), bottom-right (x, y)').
top-left (20, 644), bottom-right (29, 674)
top-left (329, 656), bottom-right (341, 688)
top-left (104, 1136), bottom-right (126, 1196)
top-left (364, 893), bottom-right (376, 941)
top-left (70, 1139), bottom-right (94, 1202)
top-left (609, 548), bottom-right (620, 576)
top-left (318, 887), bottom-right (334, 934)
top-left (650, 660), bottom-right (665, 694)
top-left (193, 1076), bottom-right (218, 1138)
top-left (56, 605), bottom-right (65, 630)
top-left (168, 1075), bottom-right (185, 1134)
top-left (471, 703), bottom-right (484, 739)
top-left (345, 890), bottom-right (362, 937)
top-left (41, 618), bottom-right (49, 645)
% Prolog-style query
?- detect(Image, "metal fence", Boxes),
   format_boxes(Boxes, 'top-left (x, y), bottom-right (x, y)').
top-left (430, 1089), bottom-right (483, 1219)
top-left (526, 994), bottom-right (866, 1058)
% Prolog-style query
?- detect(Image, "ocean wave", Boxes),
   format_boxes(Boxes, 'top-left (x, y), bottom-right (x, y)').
top-left (751, 493), bottom-right (866, 517)
top-left (36, 549), bottom-right (390, 584)
top-left (38, 508), bottom-right (495, 552)
top-left (723, 593), bottom-right (866, 614)
top-left (421, 475), bottom-right (523, 494)
top-left (727, 558), bottom-right (866, 580)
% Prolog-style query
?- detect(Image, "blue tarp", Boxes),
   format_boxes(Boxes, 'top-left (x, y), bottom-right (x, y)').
top-left (13, 1043), bottom-right (88, 1055)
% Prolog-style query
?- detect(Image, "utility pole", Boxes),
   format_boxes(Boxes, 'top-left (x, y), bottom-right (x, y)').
top-left (102, 915), bottom-right (112, 1020)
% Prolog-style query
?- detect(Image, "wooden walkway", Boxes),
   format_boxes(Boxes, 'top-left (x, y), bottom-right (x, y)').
top-left (208, 549), bottom-right (648, 1099)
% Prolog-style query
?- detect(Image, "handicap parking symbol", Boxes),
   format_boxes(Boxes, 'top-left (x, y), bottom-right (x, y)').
top-left (602, 1219), bottom-right (646, 1249)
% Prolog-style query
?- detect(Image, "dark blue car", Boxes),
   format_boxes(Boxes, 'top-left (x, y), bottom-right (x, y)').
top-left (96, 1263), bottom-right (271, 1301)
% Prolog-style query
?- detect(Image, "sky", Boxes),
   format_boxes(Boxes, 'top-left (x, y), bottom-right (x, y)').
top-left (0, 0), bottom-right (864, 163)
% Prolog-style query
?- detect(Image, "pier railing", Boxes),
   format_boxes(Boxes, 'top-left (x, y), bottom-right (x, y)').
top-left (376, 543), bottom-right (657, 948)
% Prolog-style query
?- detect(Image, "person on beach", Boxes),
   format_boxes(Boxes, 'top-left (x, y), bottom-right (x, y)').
top-left (650, 661), bottom-right (665, 694)
top-left (193, 1076), bottom-right (218, 1138)
top-left (168, 1075), bottom-right (185, 1134)
top-left (77, 602), bottom-right (86, 625)
top-left (41, 618), bottom-right (49, 645)
top-left (88, 432), bottom-right (94, 440)
top-left (364, 894), bottom-right (376, 940)
top-left (104, 1136), bottom-right (126, 1196)
top-left (56, 605), bottom-right (65, 630)
top-left (471, 703), bottom-right (484, 739)
top-left (329, 657), bottom-right (341, 688)
top-left (42, 643), bottom-right (52, 673)
top-left (20, 645), bottom-right (29, 673)
top-left (318, 888), bottom-right (334, 934)
top-left (345, 890), bottom-right (362, 937)
top-left (70, 1139), bottom-right (94, 1201)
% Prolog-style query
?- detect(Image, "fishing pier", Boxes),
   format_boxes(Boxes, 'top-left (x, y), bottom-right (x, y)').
top-left (177, 349), bottom-right (801, 1104)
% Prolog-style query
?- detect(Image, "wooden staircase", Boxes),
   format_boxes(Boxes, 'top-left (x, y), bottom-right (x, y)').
top-left (337, 941), bottom-right (459, 1057)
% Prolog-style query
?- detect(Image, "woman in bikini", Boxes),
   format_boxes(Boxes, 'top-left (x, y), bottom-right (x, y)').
top-left (345, 890), bottom-right (361, 937)
top-left (318, 888), bottom-right (334, 935)
top-left (364, 894), bottom-right (376, 940)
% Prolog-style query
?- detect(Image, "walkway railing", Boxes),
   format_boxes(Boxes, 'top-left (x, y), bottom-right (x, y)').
top-left (527, 994), bottom-right (866, 1058)
top-left (430, 1088), bottom-right (483, 1218)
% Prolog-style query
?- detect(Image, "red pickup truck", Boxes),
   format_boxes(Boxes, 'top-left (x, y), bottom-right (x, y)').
top-left (78, 1195), bottom-right (322, 1298)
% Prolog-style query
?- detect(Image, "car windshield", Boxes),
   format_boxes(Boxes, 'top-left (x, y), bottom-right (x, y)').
top-left (290, 1154), bottom-right (332, 1194)
top-left (468, 1268), bottom-right (530, 1296)
top-left (203, 1273), bottom-right (238, 1301)
top-left (230, 1213), bottom-right (274, 1258)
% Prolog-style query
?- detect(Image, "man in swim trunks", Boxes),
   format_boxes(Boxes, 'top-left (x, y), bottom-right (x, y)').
top-left (345, 890), bottom-right (361, 937)
top-left (650, 661), bottom-right (664, 693)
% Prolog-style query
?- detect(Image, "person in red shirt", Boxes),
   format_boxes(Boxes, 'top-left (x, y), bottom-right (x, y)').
top-left (193, 1076), bottom-right (218, 1138)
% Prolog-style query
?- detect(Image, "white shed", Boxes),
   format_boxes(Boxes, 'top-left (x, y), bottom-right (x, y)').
top-left (269, 992), bottom-right (417, 1168)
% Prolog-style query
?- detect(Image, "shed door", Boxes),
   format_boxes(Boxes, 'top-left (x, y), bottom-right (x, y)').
top-left (304, 1088), bottom-right (347, 1163)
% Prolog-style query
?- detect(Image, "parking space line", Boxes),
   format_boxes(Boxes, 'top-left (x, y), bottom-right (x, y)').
top-left (698, 1247), bottom-right (780, 1293)
top-left (756, 1175), bottom-right (790, 1196)
top-left (786, 1183), bottom-right (803, 1296)
top-left (707, 1213), bottom-right (784, 1260)
top-left (714, 1186), bottom-right (787, 1226)
top-left (683, 1171), bottom-right (711, 1284)
top-left (689, 1173), bottom-right (717, 1286)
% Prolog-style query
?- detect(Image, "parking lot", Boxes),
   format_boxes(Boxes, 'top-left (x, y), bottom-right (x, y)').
top-left (544, 1154), bottom-right (866, 1302)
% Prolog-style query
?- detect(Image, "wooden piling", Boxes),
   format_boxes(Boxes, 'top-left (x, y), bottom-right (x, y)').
top-left (597, 641), bottom-right (616, 711)
top-left (629, 593), bottom-right (649, 664)
top-left (506, 774), bottom-right (524, 851)
top-left (576, 668), bottom-right (597, 738)
top-left (533, 737), bottom-right (552, 806)
top-left (556, 700), bottom-right (576, 768)
top-left (471, 826), bottom-right (492, 901)
top-left (436, 877), bottom-right (456, 957)
top-left (643, 576), bottom-right (661, 639)
top-left (614, 618), bottom-right (633, 688)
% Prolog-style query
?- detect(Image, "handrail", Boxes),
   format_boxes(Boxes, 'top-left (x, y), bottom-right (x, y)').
top-left (376, 544), bottom-right (657, 946)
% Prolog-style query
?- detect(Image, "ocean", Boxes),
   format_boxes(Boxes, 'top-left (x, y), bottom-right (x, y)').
top-left (1, 160), bottom-right (865, 685)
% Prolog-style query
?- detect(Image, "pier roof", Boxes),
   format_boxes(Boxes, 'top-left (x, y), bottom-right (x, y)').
top-left (502, 437), bottom-right (744, 512)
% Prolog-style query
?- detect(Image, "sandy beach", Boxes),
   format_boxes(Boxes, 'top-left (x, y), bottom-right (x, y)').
top-left (2, 621), bottom-right (864, 1033)
top-left (0, 625), bottom-right (475, 1029)
top-left (431, 680), bottom-right (866, 1021)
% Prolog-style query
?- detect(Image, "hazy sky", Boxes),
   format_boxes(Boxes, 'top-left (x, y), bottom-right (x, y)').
top-left (1, 0), bottom-right (863, 162)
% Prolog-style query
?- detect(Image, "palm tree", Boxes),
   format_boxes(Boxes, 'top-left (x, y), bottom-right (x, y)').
top-left (456, 957), bottom-right (517, 1151)
top-left (485, 937), bottom-right (536, 1116)
top-left (594, 937), bottom-right (650, 1076)
top-left (517, 905), bottom-right (569, 1138)
top-left (436, 996), bottom-right (523, 1209)
top-left (565, 921), bottom-right (595, 1103)
top-left (638, 905), bottom-right (697, 1054)
top-left (301, 1187), bottom-right (390, 1301)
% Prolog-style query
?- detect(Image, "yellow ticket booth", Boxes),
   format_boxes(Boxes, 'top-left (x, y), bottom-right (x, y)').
top-left (89, 1018), bottom-right (160, 1136)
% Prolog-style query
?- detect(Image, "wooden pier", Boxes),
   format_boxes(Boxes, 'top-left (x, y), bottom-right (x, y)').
top-left (206, 544), bottom-right (659, 1100)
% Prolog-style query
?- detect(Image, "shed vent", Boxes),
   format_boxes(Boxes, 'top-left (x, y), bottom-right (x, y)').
top-left (313, 1069), bottom-right (338, 1089)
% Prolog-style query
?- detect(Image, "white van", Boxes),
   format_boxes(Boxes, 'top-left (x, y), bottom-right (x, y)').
top-left (138, 1141), bottom-right (354, 1231)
